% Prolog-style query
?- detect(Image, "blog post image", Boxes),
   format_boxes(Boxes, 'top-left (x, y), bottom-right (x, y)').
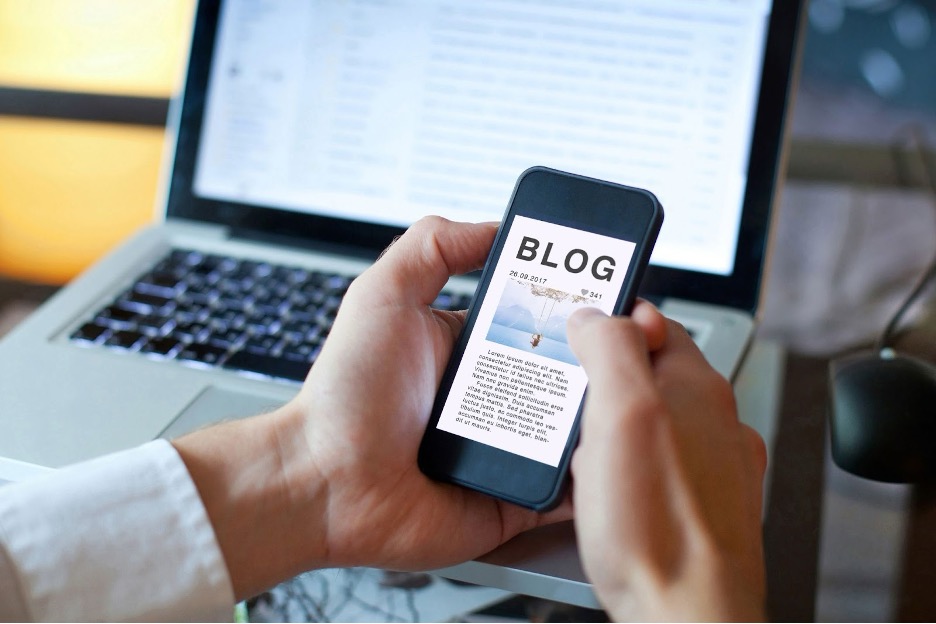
top-left (436, 216), bottom-right (636, 466)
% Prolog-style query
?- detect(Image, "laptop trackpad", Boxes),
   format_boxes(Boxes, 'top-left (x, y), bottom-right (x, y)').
top-left (158, 386), bottom-right (285, 440)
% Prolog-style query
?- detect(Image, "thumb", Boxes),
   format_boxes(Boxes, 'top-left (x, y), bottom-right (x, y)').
top-left (353, 216), bottom-right (498, 307)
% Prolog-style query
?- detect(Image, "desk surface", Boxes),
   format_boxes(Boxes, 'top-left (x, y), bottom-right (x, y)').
top-left (434, 339), bottom-right (787, 610)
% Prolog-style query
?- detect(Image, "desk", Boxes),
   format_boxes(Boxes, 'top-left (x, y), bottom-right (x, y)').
top-left (434, 340), bottom-right (788, 611)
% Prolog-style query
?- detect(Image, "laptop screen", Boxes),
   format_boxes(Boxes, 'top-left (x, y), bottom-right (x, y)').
top-left (168, 0), bottom-right (803, 312)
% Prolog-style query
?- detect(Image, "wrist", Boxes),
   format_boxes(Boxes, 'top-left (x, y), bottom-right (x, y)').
top-left (171, 401), bottom-right (330, 600)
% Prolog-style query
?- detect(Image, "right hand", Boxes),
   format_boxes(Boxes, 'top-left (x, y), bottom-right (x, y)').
top-left (566, 305), bottom-right (767, 621)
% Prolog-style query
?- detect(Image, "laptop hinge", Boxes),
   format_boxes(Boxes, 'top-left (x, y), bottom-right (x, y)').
top-left (228, 226), bottom-right (382, 263)
top-left (164, 218), bottom-right (231, 240)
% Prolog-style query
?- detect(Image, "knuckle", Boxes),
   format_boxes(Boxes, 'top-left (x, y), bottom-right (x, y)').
top-left (744, 425), bottom-right (768, 473)
top-left (575, 318), bottom-right (648, 372)
top-left (580, 386), bottom-right (666, 443)
top-left (666, 317), bottom-right (689, 335)
top-left (597, 317), bottom-right (645, 350)
top-left (614, 393), bottom-right (668, 433)
top-left (410, 214), bottom-right (448, 235)
top-left (709, 373), bottom-right (737, 411)
top-left (342, 274), bottom-right (368, 302)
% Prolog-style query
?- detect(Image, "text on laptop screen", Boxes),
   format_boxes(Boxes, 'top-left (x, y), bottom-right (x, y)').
top-left (193, 0), bottom-right (771, 276)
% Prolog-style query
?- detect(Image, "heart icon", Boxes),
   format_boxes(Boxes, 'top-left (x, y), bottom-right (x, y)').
top-left (580, 288), bottom-right (589, 295)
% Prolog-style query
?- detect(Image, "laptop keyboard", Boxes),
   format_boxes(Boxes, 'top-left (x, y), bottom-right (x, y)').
top-left (69, 249), bottom-right (474, 382)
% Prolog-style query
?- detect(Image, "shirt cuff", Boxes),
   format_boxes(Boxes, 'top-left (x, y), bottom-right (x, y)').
top-left (0, 439), bottom-right (235, 621)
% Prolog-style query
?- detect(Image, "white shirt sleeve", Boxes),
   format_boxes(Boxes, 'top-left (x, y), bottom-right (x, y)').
top-left (0, 440), bottom-right (235, 622)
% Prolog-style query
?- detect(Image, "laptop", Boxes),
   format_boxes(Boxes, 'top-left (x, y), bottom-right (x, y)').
top-left (0, 0), bottom-right (803, 470)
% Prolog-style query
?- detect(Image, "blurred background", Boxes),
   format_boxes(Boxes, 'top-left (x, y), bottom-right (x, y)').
top-left (765, 0), bottom-right (936, 358)
top-left (0, 0), bottom-right (192, 285)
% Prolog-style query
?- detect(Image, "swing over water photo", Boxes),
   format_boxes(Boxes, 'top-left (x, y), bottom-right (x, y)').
top-left (485, 278), bottom-right (598, 366)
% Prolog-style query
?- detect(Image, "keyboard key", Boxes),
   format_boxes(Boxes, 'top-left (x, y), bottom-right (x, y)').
top-left (173, 322), bottom-right (208, 342)
top-left (136, 315), bottom-right (174, 336)
top-left (179, 289), bottom-right (219, 307)
top-left (224, 350), bottom-right (310, 382)
top-left (171, 302), bottom-right (207, 325)
top-left (122, 290), bottom-right (173, 312)
top-left (104, 330), bottom-right (145, 350)
top-left (210, 309), bottom-right (246, 329)
top-left (324, 275), bottom-right (351, 293)
top-left (282, 319), bottom-right (315, 336)
top-left (285, 307), bottom-right (317, 323)
top-left (298, 277), bottom-right (327, 295)
top-left (231, 259), bottom-right (261, 278)
top-left (136, 272), bottom-right (183, 297)
top-left (71, 322), bottom-right (109, 343)
top-left (209, 329), bottom-right (247, 348)
top-left (140, 336), bottom-right (182, 356)
top-left (216, 278), bottom-right (246, 296)
top-left (252, 296), bottom-right (287, 315)
top-left (169, 249), bottom-right (202, 267)
top-left (315, 313), bottom-right (335, 332)
top-left (247, 308), bottom-right (282, 328)
top-left (178, 343), bottom-right (228, 366)
top-left (274, 266), bottom-right (308, 284)
top-left (288, 291), bottom-right (311, 308)
top-left (432, 293), bottom-right (455, 309)
top-left (97, 305), bottom-right (138, 328)
top-left (433, 292), bottom-right (473, 311)
top-left (252, 262), bottom-right (274, 278)
top-left (280, 342), bottom-right (320, 362)
top-left (193, 254), bottom-right (234, 275)
top-left (243, 335), bottom-right (282, 356)
top-left (323, 295), bottom-right (343, 313)
top-left (279, 330), bottom-right (304, 344)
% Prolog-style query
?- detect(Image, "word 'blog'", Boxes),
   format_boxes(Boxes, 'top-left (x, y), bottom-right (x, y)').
top-left (515, 236), bottom-right (616, 282)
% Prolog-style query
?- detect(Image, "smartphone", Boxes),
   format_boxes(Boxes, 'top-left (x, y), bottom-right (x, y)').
top-left (418, 167), bottom-right (664, 510)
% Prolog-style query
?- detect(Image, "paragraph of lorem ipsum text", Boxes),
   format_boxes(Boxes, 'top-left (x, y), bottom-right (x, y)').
top-left (454, 348), bottom-right (569, 445)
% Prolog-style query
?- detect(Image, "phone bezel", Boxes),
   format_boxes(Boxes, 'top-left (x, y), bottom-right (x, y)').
top-left (418, 167), bottom-right (664, 510)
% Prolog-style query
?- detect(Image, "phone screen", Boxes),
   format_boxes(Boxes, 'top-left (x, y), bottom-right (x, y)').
top-left (435, 215), bottom-right (637, 467)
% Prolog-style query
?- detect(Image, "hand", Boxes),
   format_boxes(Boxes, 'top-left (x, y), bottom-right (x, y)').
top-left (175, 217), bottom-right (570, 599)
top-left (294, 216), bottom-right (570, 570)
top-left (566, 307), bottom-right (767, 621)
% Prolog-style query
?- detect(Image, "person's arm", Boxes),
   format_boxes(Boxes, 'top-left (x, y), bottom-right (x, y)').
top-left (0, 215), bottom-right (764, 622)
top-left (567, 307), bottom-right (768, 621)
top-left (0, 440), bottom-right (233, 622)
top-left (171, 216), bottom-right (571, 600)
top-left (0, 217), bottom-right (566, 621)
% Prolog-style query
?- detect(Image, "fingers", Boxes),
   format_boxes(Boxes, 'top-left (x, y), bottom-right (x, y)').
top-left (743, 424), bottom-right (768, 478)
top-left (352, 216), bottom-right (498, 307)
top-left (630, 300), bottom-right (667, 352)
top-left (495, 494), bottom-right (575, 539)
top-left (566, 301), bottom-right (666, 365)
top-left (566, 308), bottom-right (657, 407)
top-left (566, 309), bottom-right (666, 474)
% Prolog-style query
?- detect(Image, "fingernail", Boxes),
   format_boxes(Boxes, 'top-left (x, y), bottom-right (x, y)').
top-left (567, 307), bottom-right (607, 329)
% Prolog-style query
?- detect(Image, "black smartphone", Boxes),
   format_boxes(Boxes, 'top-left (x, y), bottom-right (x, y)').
top-left (418, 167), bottom-right (664, 510)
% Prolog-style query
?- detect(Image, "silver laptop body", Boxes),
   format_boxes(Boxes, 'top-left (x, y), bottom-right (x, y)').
top-left (0, 0), bottom-right (802, 469)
